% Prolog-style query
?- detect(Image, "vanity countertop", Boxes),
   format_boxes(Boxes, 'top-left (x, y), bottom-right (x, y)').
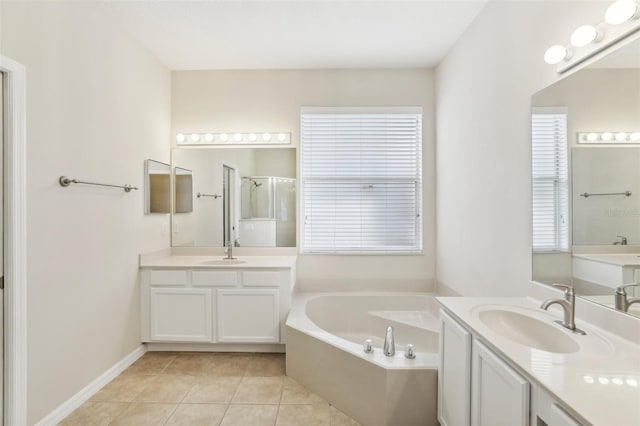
top-left (573, 253), bottom-right (640, 266)
top-left (437, 297), bottom-right (640, 426)
top-left (139, 253), bottom-right (297, 269)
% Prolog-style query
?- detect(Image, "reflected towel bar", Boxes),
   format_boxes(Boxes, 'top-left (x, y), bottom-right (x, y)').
top-left (59, 176), bottom-right (138, 192)
top-left (580, 191), bottom-right (632, 198)
top-left (197, 192), bottom-right (221, 199)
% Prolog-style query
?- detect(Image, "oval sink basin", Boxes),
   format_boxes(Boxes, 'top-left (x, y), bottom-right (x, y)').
top-left (200, 260), bottom-right (246, 266)
top-left (477, 309), bottom-right (579, 354)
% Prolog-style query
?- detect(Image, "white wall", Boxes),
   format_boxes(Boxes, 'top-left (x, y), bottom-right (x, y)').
top-left (0, 3), bottom-right (171, 423)
top-left (172, 69), bottom-right (436, 291)
top-left (435, 1), bottom-right (606, 296)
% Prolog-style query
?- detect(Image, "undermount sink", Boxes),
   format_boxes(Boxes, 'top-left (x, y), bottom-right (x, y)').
top-left (476, 308), bottom-right (580, 354)
top-left (200, 259), bottom-right (247, 266)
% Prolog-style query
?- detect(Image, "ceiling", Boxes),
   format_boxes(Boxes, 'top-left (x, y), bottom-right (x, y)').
top-left (99, 1), bottom-right (487, 70)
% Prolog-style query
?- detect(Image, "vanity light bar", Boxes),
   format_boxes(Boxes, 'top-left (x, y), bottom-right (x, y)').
top-left (578, 131), bottom-right (640, 143)
top-left (175, 132), bottom-right (291, 146)
top-left (544, 0), bottom-right (640, 72)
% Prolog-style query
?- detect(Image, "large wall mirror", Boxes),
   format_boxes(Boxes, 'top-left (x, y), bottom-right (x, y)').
top-left (531, 36), bottom-right (640, 318)
top-left (171, 147), bottom-right (296, 247)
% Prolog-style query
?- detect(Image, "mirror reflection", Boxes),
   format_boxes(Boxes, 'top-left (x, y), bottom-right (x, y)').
top-left (171, 148), bottom-right (296, 247)
top-left (174, 167), bottom-right (193, 214)
top-left (531, 37), bottom-right (640, 318)
top-left (145, 159), bottom-right (170, 214)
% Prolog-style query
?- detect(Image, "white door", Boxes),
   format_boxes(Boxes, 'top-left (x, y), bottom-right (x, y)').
top-left (471, 339), bottom-right (529, 426)
top-left (438, 310), bottom-right (472, 426)
top-left (150, 288), bottom-right (213, 342)
top-left (217, 289), bottom-right (279, 342)
top-left (0, 70), bottom-right (5, 425)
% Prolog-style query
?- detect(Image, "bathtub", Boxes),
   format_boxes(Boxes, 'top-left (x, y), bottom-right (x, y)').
top-left (285, 293), bottom-right (440, 426)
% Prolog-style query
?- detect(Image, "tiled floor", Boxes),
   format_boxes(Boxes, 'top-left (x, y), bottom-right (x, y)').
top-left (60, 352), bottom-right (361, 426)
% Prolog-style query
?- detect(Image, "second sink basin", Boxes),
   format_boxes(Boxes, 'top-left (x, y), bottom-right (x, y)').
top-left (476, 308), bottom-right (579, 354)
top-left (200, 259), bottom-right (247, 266)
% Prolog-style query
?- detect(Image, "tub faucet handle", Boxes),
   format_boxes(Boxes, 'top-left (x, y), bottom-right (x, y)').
top-left (363, 339), bottom-right (373, 354)
top-left (405, 344), bottom-right (416, 359)
top-left (383, 326), bottom-right (395, 357)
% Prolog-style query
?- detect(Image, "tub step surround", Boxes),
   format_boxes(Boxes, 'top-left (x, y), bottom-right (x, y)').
top-left (286, 292), bottom-right (440, 426)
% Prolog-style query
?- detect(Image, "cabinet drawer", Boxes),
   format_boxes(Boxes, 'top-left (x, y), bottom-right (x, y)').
top-left (150, 270), bottom-right (188, 286)
top-left (242, 270), bottom-right (280, 287)
top-left (192, 270), bottom-right (238, 287)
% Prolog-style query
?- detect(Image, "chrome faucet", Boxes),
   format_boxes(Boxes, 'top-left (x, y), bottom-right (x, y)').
top-left (224, 241), bottom-right (236, 260)
top-left (540, 284), bottom-right (585, 334)
top-left (614, 283), bottom-right (640, 312)
top-left (613, 235), bottom-right (628, 245)
top-left (383, 326), bottom-right (395, 357)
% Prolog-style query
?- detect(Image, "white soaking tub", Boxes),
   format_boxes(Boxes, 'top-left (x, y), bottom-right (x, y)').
top-left (285, 293), bottom-right (440, 426)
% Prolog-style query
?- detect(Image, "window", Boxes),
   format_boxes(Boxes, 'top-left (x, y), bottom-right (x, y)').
top-left (531, 108), bottom-right (569, 252)
top-left (301, 108), bottom-right (422, 254)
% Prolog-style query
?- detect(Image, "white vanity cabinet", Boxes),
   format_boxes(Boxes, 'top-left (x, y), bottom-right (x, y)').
top-left (438, 309), bottom-right (582, 426)
top-left (140, 265), bottom-right (295, 346)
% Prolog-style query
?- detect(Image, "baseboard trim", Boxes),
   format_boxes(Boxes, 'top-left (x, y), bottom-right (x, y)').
top-left (147, 342), bottom-right (285, 353)
top-left (35, 345), bottom-right (147, 426)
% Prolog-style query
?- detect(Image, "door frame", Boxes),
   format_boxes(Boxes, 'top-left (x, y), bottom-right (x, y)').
top-left (0, 55), bottom-right (28, 426)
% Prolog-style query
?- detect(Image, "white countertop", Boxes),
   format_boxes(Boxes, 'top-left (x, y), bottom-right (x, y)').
top-left (573, 253), bottom-right (640, 266)
top-left (437, 297), bottom-right (640, 426)
top-left (139, 253), bottom-right (297, 269)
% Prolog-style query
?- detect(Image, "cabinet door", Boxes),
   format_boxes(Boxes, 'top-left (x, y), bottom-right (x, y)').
top-left (472, 339), bottom-right (530, 426)
top-left (217, 289), bottom-right (279, 343)
top-left (438, 310), bottom-right (472, 426)
top-left (150, 288), bottom-right (212, 342)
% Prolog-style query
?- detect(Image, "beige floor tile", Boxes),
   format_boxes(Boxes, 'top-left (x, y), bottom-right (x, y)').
top-left (246, 353), bottom-right (286, 376)
top-left (280, 378), bottom-right (326, 404)
top-left (183, 376), bottom-right (242, 404)
top-left (276, 403), bottom-right (330, 426)
top-left (90, 374), bottom-right (156, 402)
top-left (207, 353), bottom-right (253, 376)
top-left (163, 353), bottom-right (213, 375)
top-left (110, 402), bottom-right (177, 425)
top-left (164, 403), bottom-right (228, 426)
top-left (232, 376), bottom-right (284, 404)
top-left (329, 405), bottom-right (362, 426)
top-left (134, 374), bottom-right (196, 403)
top-left (59, 401), bottom-right (129, 425)
top-left (220, 404), bottom-right (278, 426)
top-left (122, 353), bottom-right (177, 375)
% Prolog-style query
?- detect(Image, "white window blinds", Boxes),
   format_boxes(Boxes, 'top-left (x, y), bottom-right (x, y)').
top-left (301, 109), bottom-right (422, 254)
top-left (532, 109), bottom-right (569, 252)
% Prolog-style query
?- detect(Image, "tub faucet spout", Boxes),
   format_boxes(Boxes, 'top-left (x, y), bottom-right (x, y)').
top-left (383, 326), bottom-right (395, 357)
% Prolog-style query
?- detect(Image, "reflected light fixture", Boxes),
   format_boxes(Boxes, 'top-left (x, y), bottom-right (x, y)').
top-left (205, 133), bottom-right (215, 142)
top-left (586, 133), bottom-right (598, 142)
top-left (631, 132), bottom-right (640, 141)
top-left (605, 0), bottom-right (639, 24)
top-left (175, 131), bottom-right (291, 145)
top-left (249, 133), bottom-right (257, 142)
top-left (615, 132), bottom-right (628, 141)
top-left (601, 132), bottom-right (613, 141)
top-left (176, 133), bottom-right (186, 143)
top-left (234, 133), bottom-right (243, 142)
top-left (220, 133), bottom-right (229, 142)
top-left (190, 133), bottom-right (200, 142)
top-left (570, 25), bottom-right (599, 47)
top-left (263, 133), bottom-right (272, 141)
top-left (544, 45), bottom-right (568, 64)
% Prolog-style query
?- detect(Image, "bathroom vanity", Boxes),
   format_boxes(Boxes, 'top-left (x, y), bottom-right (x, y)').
top-left (139, 250), bottom-right (296, 350)
top-left (437, 297), bottom-right (640, 426)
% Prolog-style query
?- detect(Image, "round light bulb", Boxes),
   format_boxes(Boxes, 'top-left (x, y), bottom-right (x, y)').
top-left (605, 0), bottom-right (638, 25)
top-left (234, 133), bottom-right (243, 142)
top-left (612, 378), bottom-right (624, 385)
top-left (630, 132), bottom-right (640, 141)
top-left (277, 133), bottom-right (287, 142)
top-left (586, 133), bottom-right (598, 142)
top-left (263, 133), bottom-right (272, 142)
top-left (615, 132), bottom-right (628, 141)
top-left (249, 133), bottom-right (257, 141)
top-left (570, 25), bottom-right (598, 47)
top-left (544, 45), bottom-right (568, 65)
top-left (601, 132), bottom-right (613, 141)
top-left (598, 377), bottom-right (610, 385)
top-left (205, 133), bottom-right (214, 142)
top-left (626, 378), bottom-right (638, 387)
top-left (176, 133), bottom-right (186, 143)
top-left (220, 133), bottom-right (229, 142)
top-left (190, 133), bottom-right (200, 142)
top-left (583, 375), bottom-right (594, 384)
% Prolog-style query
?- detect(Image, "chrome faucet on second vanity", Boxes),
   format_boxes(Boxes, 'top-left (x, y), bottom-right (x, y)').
top-left (383, 326), bottom-right (395, 357)
top-left (224, 241), bottom-right (236, 260)
top-left (614, 283), bottom-right (640, 312)
top-left (540, 284), bottom-right (586, 335)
